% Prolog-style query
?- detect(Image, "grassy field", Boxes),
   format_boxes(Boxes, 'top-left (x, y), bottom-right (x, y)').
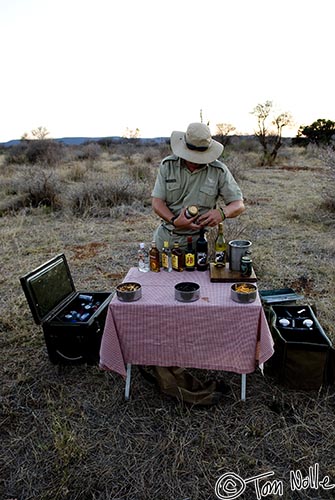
top-left (0, 141), bottom-right (335, 500)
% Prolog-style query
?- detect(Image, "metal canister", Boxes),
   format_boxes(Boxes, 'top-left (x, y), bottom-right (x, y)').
top-left (240, 255), bottom-right (253, 276)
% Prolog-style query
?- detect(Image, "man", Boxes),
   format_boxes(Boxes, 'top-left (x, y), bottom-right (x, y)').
top-left (146, 122), bottom-right (245, 405)
top-left (151, 122), bottom-right (245, 252)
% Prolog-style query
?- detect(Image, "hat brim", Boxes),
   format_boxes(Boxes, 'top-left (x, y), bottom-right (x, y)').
top-left (170, 131), bottom-right (224, 164)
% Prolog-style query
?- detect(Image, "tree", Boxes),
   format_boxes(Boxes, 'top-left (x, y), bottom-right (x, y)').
top-left (295, 119), bottom-right (335, 146)
top-left (251, 100), bottom-right (293, 165)
top-left (123, 127), bottom-right (140, 140)
top-left (215, 123), bottom-right (236, 147)
top-left (21, 126), bottom-right (50, 141)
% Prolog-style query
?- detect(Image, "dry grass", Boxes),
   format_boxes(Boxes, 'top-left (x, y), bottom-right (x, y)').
top-left (0, 143), bottom-right (335, 500)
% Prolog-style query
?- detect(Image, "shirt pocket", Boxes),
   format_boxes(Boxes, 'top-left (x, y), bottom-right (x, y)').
top-left (166, 181), bottom-right (183, 204)
top-left (198, 183), bottom-right (218, 208)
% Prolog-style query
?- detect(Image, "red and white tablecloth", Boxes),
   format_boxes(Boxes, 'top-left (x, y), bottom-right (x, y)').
top-left (99, 267), bottom-right (274, 378)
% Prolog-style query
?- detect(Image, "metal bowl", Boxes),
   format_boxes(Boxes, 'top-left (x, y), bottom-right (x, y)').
top-left (230, 282), bottom-right (257, 304)
top-left (116, 282), bottom-right (142, 302)
top-left (175, 282), bottom-right (200, 302)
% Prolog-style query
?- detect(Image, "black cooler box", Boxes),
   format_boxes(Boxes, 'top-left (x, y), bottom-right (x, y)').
top-left (267, 304), bottom-right (333, 389)
top-left (20, 253), bottom-right (113, 364)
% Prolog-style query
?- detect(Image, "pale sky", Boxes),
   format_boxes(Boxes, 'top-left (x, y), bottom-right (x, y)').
top-left (1, 0), bottom-right (334, 142)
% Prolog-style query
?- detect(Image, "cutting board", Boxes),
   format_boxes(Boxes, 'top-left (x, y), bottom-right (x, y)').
top-left (210, 263), bottom-right (257, 282)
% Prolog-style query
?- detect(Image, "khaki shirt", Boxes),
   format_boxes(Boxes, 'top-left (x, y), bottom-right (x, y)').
top-left (151, 155), bottom-right (243, 217)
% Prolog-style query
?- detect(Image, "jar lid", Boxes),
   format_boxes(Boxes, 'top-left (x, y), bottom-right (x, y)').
top-left (187, 205), bottom-right (199, 216)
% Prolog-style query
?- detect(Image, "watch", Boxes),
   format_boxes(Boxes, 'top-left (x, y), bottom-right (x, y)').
top-left (218, 207), bottom-right (226, 221)
top-left (170, 215), bottom-right (178, 226)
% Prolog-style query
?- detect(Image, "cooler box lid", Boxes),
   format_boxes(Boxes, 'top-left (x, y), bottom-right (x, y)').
top-left (259, 287), bottom-right (304, 304)
top-left (20, 253), bottom-right (75, 324)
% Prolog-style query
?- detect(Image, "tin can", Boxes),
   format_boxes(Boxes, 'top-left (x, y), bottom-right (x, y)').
top-left (240, 255), bottom-right (252, 276)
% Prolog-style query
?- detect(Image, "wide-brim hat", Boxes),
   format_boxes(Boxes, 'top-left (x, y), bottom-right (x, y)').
top-left (170, 122), bottom-right (223, 164)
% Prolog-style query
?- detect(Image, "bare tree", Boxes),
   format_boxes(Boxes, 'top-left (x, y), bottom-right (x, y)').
top-left (31, 126), bottom-right (50, 140)
top-left (215, 123), bottom-right (236, 147)
top-left (251, 101), bottom-right (292, 165)
top-left (123, 127), bottom-right (140, 139)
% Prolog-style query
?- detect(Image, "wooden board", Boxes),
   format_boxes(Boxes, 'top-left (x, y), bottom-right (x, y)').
top-left (210, 262), bottom-right (257, 282)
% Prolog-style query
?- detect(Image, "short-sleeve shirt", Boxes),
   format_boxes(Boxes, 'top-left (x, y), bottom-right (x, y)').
top-left (151, 155), bottom-right (243, 217)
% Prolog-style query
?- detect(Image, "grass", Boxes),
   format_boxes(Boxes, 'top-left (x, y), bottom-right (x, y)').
top-left (0, 142), bottom-right (335, 500)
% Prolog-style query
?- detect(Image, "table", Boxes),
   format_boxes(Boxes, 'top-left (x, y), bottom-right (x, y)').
top-left (99, 267), bottom-right (274, 401)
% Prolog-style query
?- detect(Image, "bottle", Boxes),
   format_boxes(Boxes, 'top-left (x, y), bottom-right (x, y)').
top-left (196, 228), bottom-right (208, 271)
top-left (161, 241), bottom-right (172, 272)
top-left (184, 236), bottom-right (195, 271)
top-left (214, 222), bottom-right (227, 268)
top-left (171, 242), bottom-right (184, 272)
top-left (149, 241), bottom-right (160, 272)
top-left (138, 242), bottom-right (150, 272)
top-left (185, 205), bottom-right (199, 219)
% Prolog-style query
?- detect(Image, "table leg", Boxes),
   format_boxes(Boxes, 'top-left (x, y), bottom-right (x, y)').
top-left (125, 363), bottom-right (132, 401)
top-left (241, 374), bottom-right (246, 401)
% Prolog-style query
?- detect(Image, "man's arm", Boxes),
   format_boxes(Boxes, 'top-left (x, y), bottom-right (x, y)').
top-left (197, 199), bottom-right (245, 227)
top-left (152, 197), bottom-right (175, 224)
top-left (152, 197), bottom-right (200, 229)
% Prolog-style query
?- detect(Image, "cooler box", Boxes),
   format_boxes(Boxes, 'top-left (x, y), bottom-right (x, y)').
top-left (267, 304), bottom-right (333, 389)
top-left (20, 254), bottom-right (113, 364)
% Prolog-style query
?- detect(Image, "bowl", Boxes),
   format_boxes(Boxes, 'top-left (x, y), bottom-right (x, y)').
top-left (116, 282), bottom-right (142, 302)
top-left (230, 282), bottom-right (257, 304)
top-left (175, 282), bottom-right (200, 302)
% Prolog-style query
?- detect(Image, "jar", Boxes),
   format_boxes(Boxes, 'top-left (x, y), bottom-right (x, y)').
top-left (185, 205), bottom-right (199, 219)
top-left (240, 255), bottom-right (253, 276)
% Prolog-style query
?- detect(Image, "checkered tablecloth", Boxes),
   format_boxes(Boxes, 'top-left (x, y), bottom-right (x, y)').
top-left (99, 267), bottom-right (274, 377)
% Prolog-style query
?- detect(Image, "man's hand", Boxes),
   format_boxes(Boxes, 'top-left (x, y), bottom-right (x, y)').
top-left (173, 208), bottom-right (201, 230)
top-left (196, 209), bottom-right (223, 227)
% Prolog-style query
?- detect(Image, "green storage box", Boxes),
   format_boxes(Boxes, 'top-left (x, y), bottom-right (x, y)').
top-left (267, 304), bottom-right (333, 390)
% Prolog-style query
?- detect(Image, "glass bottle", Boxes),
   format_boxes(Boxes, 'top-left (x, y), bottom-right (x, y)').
top-left (149, 241), bottom-right (160, 272)
top-left (161, 241), bottom-right (172, 272)
top-left (138, 242), bottom-right (149, 272)
top-left (214, 222), bottom-right (227, 268)
top-left (184, 236), bottom-right (195, 271)
top-left (196, 228), bottom-right (208, 271)
top-left (171, 242), bottom-right (184, 272)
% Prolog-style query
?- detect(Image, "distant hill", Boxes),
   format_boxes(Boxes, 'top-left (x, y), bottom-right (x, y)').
top-left (0, 136), bottom-right (170, 148)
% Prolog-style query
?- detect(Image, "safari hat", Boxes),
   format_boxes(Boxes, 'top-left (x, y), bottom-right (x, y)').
top-left (170, 122), bottom-right (223, 164)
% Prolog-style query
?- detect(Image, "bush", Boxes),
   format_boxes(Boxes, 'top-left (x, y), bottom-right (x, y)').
top-left (317, 147), bottom-right (335, 211)
top-left (5, 139), bottom-right (64, 166)
top-left (0, 167), bottom-right (62, 214)
top-left (68, 178), bottom-right (149, 216)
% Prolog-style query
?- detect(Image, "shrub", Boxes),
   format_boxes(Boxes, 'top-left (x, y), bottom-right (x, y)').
top-left (5, 139), bottom-right (64, 166)
top-left (317, 147), bottom-right (335, 211)
top-left (68, 178), bottom-right (149, 216)
top-left (0, 167), bottom-right (62, 214)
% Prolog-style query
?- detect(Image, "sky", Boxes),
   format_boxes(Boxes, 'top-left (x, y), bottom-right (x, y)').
top-left (1, 0), bottom-right (334, 142)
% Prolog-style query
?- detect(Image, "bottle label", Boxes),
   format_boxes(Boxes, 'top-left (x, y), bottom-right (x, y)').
top-left (215, 251), bottom-right (226, 267)
top-left (172, 254), bottom-right (179, 270)
top-left (197, 252), bottom-right (207, 266)
top-left (185, 253), bottom-right (195, 268)
top-left (162, 253), bottom-right (168, 269)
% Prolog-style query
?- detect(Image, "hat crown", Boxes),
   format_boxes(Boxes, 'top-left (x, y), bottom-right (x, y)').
top-left (185, 123), bottom-right (212, 148)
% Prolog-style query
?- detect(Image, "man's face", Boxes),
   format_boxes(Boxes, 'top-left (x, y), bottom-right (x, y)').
top-left (184, 160), bottom-right (206, 170)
